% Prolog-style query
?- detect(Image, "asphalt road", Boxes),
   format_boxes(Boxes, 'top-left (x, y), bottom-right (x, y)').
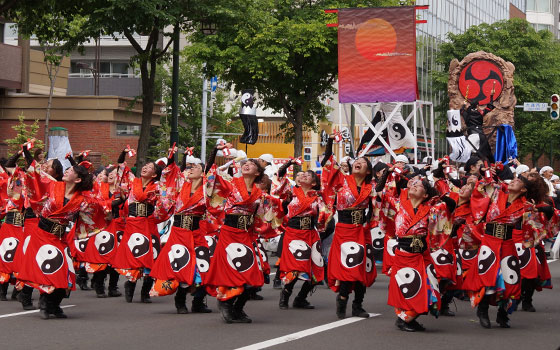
top-left (1, 259), bottom-right (559, 350)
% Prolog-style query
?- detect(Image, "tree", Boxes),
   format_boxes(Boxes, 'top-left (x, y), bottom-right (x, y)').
top-left (78, 0), bottom-right (193, 173)
top-left (188, 0), bottom-right (403, 161)
top-left (12, 3), bottom-right (86, 150)
top-left (0, 0), bottom-right (19, 15)
top-left (149, 56), bottom-right (241, 159)
top-left (433, 18), bottom-right (560, 165)
top-left (5, 114), bottom-right (45, 158)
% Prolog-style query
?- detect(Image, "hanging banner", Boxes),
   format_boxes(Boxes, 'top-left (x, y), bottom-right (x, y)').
top-left (337, 6), bottom-right (417, 103)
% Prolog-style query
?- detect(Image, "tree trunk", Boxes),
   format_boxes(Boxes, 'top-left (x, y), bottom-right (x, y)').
top-left (531, 152), bottom-right (542, 168)
top-left (44, 62), bottom-right (60, 153)
top-left (292, 108), bottom-right (304, 176)
top-left (136, 60), bottom-right (156, 174)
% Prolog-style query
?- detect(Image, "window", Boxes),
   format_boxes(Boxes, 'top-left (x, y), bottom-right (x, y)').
top-left (99, 62), bottom-right (111, 74)
top-left (112, 62), bottom-right (129, 75)
top-left (3, 23), bottom-right (17, 41)
top-left (527, 0), bottom-right (552, 12)
top-left (70, 61), bottom-right (132, 77)
top-left (116, 124), bottom-right (140, 136)
top-left (533, 23), bottom-right (553, 32)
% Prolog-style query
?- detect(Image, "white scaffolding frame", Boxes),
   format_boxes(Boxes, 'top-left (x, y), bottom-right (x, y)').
top-left (338, 101), bottom-right (435, 165)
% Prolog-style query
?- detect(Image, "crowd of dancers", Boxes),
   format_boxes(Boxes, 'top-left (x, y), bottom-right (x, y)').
top-left (0, 136), bottom-right (556, 331)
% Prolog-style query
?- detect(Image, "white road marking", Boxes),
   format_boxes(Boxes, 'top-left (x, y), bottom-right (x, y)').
top-left (235, 313), bottom-right (380, 350)
top-left (547, 259), bottom-right (557, 263)
top-left (0, 305), bottom-right (75, 319)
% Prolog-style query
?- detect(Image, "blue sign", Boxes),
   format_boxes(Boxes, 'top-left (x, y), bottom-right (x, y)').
top-left (211, 76), bottom-right (218, 92)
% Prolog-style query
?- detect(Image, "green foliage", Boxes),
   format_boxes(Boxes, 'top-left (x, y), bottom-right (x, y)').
top-left (5, 115), bottom-right (45, 155)
top-left (188, 0), bottom-right (403, 156)
top-left (148, 52), bottom-right (241, 160)
top-left (433, 18), bottom-right (560, 163)
top-left (14, 2), bottom-right (87, 60)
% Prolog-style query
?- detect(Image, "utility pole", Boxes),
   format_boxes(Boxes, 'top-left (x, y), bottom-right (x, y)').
top-left (350, 104), bottom-right (355, 157)
top-left (201, 72), bottom-right (208, 162)
top-left (170, 24), bottom-right (180, 160)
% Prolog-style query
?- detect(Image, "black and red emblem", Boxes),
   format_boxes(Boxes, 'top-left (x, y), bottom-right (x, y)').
top-left (458, 60), bottom-right (503, 105)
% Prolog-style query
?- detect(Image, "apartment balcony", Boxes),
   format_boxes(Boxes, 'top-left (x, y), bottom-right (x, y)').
top-left (67, 73), bottom-right (141, 98)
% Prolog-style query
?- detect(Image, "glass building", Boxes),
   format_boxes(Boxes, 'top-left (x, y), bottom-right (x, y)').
top-left (414, 0), bottom-right (527, 156)
top-left (525, 0), bottom-right (559, 37)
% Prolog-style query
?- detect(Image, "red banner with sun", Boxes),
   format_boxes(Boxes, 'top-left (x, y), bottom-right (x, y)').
top-left (337, 7), bottom-right (417, 103)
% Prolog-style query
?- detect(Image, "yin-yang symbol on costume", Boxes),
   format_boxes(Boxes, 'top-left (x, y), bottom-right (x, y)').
top-left (477, 245), bottom-right (496, 275)
top-left (36, 244), bottom-right (64, 274)
top-left (257, 241), bottom-right (268, 263)
top-left (460, 248), bottom-right (477, 261)
top-left (340, 242), bottom-right (365, 269)
top-left (94, 231), bottom-right (115, 255)
top-left (288, 240), bottom-right (311, 261)
top-left (514, 243), bottom-right (531, 269)
top-left (205, 236), bottom-right (217, 257)
top-left (455, 251), bottom-right (463, 275)
top-left (311, 241), bottom-right (324, 267)
top-left (395, 267), bottom-right (422, 299)
top-left (536, 251), bottom-right (543, 265)
top-left (365, 244), bottom-right (375, 273)
top-left (74, 238), bottom-right (89, 253)
top-left (431, 248), bottom-right (454, 266)
top-left (65, 247), bottom-right (75, 274)
top-left (195, 246), bottom-right (211, 273)
top-left (168, 244), bottom-right (190, 272)
top-left (127, 233), bottom-right (150, 258)
top-left (0, 237), bottom-right (19, 262)
top-left (152, 235), bottom-right (161, 260)
top-left (370, 227), bottom-right (385, 251)
top-left (22, 235), bottom-right (31, 255)
top-left (426, 264), bottom-right (440, 293)
top-left (501, 255), bottom-right (520, 285)
top-left (387, 238), bottom-right (398, 257)
top-left (116, 231), bottom-right (124, 243)
top-left (226, 243), bottom-right (254, 272)
top-left (389, 123), bottom-right (407, 141)
top-left (252, 242), bottom-right (263, 272)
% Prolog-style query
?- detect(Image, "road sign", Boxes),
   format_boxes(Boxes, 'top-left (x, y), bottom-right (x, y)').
top-left (210, 76), bottom-right (218, 92)
top-left (523, 102), bottom-right (549, 112)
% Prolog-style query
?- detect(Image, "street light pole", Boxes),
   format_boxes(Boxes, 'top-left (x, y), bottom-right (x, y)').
top-left (199, 21), bottom-right (217, 163)
top-left (201, 72), bottom-right (208, 162)
top-left (170, 24), bottom-right (180, 159)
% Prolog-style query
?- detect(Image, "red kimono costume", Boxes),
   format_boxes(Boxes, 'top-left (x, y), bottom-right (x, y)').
top-left (321, 156), bottom-right (377, 292)
top-left (0, 168), bottom-right (27, 282)
top-left (379, 173), bottom-right (406, 276)
top-left (18, 161), bottom-right (107, 294)
top-left (464, 180), bottom-right (544, 307)
top-left (452, 201), bottom-right (482, 291)
top-left (273, 175), bottom-right (331, 285)
top-left (535, 205), bottom-right (560, 289)
top-left (385, 195), bottom-right (452, 322)
top-left (70, 180), bottom-right (122, 274)
top-left (204, 165), bottom-right (283, 301)
top-left (149, 162), bottom-right (211, 296)
top-left (112, 165), bottom-right (162, 282)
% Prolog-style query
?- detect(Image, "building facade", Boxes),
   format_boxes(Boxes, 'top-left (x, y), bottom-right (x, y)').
top-left (525, 0), bottom-right (559, 37)
top-left (0, 22), bottom-right (163, 166)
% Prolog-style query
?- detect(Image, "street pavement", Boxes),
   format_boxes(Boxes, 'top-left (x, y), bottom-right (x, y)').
top-left (1, 259), bottom-right (559, 350)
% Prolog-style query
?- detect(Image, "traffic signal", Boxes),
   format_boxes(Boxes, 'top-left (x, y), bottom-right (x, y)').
top-left (551, 94), bottom-right (559, 120)
top-left (303, 146), bottom-right (312, 161)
